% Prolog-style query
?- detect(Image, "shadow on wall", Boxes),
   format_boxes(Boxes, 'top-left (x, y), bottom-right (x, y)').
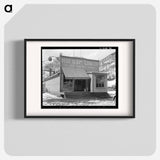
top-left (5, 40), bottom-right (24, 119)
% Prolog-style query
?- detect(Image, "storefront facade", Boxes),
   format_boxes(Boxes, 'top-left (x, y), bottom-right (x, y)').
top-left (60, 55), bottom-right (107, 93)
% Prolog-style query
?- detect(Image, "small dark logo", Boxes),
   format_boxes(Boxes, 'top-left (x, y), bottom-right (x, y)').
top-left (4, 4), bottom-right (12, 13)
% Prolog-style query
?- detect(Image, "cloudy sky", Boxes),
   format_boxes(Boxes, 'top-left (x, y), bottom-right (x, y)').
top-left (42, 48), bottom-right (116, 61)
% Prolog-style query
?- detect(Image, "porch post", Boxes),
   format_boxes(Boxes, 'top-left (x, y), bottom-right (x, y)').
top-left (86, 80), bottom-right (88, 92)
top-left (72, 79), bottom-right (75, 91)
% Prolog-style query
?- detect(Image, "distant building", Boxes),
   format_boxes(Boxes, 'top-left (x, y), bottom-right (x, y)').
top-left (99, 52), bottom-right (116, 80)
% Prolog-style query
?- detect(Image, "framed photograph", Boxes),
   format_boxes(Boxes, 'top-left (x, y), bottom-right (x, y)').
top-left (25, 39), bottom-right (135, 118)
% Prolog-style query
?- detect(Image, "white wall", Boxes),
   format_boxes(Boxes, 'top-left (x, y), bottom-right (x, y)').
top-left (45, 76), bottom-right (60, 94)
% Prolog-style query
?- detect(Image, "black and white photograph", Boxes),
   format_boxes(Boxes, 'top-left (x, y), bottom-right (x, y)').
top-left (41, 47), bottom-right (118, 108)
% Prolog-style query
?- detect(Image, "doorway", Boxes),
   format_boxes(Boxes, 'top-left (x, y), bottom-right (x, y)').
top-left (74, 79), bottom-right (90, 91)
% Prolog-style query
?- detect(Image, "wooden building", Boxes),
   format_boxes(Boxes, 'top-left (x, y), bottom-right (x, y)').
top-left (44, 55), bottom-right (108, 97)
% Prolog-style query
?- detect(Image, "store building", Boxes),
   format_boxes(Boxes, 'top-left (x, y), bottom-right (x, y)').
top-left (44, 54), bottom-right (108, 96)
top-left (60, 55), bottom-right (107, 92)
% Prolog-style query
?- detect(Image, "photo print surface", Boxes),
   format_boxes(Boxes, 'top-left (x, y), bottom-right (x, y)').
top-left (41, 47), bottom-right (118, 108)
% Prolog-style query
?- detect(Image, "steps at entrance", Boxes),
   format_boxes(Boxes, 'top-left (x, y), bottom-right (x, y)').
top-left (64, 92), bottom-right (111, 99)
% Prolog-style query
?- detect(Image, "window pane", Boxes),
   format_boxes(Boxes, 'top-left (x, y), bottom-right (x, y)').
top-left (96, 75), bottom-right (105, 88)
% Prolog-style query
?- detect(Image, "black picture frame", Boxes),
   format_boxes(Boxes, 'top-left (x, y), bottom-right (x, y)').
top-left (24, 39), bottom-right (135, 118)
top-left (41, 46), bottom-right (118, 109)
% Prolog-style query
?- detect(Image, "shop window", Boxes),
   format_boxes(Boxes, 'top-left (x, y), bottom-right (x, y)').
top-left (96, 75), bottom-right (105, 88)
top-left (64, 78), bottom-right (73, 87)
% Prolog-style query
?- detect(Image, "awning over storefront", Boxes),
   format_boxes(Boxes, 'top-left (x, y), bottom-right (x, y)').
top-left (62, 67), bottom-right (90, 79)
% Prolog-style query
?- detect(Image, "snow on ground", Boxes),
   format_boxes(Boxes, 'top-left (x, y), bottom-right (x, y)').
top-left (108, 90), bottom-right (116, 97)
top-left (43, 92), bottom-right (62, 100)
top-left (43, 93), bottom-right (115, 106)
top-left (43, 99), bottom-right (115, 106)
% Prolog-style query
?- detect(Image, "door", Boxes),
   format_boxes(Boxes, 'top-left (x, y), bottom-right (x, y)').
top-left (74, 80), bottom-right (86, 91)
